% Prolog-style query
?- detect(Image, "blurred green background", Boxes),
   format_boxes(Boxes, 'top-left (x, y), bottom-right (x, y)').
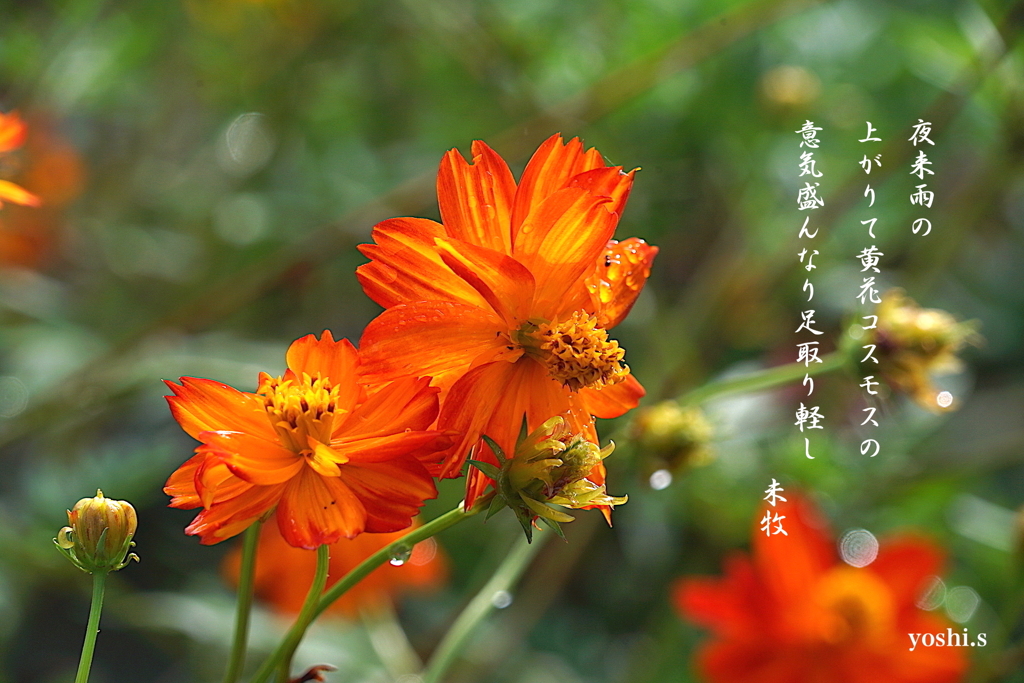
top-left (1, 0), bottom-right (1023, 681)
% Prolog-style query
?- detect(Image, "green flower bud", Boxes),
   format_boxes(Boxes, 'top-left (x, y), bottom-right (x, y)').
top-left (55, 490), bottom-right (139, 573)
top-left (861, 289), bottom-right (980, 412)
top-left (473, 417), bottom-right (626, 542)
top-left (631, 400), bottom-right (714, 474)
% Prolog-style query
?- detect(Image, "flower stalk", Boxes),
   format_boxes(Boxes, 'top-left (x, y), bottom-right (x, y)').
top-left (421, 532), bottom-right (545, 683)
top-left (679, 350), bottom-right (849, 406)
top-left (249, 501), bottom-right (482, 683)
top-left (275, 544), bottom-right (330, 683)
top-left (74, 572), bottom-right (106, 683)
top-left (222, 518), bottom-right (264, 683)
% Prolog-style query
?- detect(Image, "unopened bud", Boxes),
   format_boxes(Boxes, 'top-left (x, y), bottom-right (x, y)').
top-left (862, 289), bottom-right (980, 411)
top-left (55, 490), bottom-right (139, 573)
top-left (631, 401), bottom-right (714, 473)
top-left (475, 417), bottom-right (625, 542)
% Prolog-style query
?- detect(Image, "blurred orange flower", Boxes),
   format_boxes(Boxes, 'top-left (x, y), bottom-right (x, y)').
top-left (224, 513), bottom-right (447, 617)
top-left (358, 134), bottom-right (657, 507)
top-left (674, 494), bottom-right (967, 683)
top-left (164, 331), bottom-right (453, 549)
top-left (0, 114), bottom-right (85, 268)
top-left (0, 111), bottom-right (41, 209)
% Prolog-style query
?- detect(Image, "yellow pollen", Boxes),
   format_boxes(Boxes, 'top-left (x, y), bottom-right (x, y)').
top-left (528, 312), bottom-right (628, 391)
top-left (257, 373), bottom-right (343, 453)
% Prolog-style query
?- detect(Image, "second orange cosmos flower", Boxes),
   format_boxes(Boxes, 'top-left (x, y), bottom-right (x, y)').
top-left (164, 332), bottom-right (453, 549)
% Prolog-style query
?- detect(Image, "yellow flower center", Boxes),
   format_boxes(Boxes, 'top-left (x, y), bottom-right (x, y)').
top-left (258, 373), bottom-right (343, 453)
top-left (812, 567), bottom-right (894, 646)
top-left (519, 312), bottom-right (628, 391)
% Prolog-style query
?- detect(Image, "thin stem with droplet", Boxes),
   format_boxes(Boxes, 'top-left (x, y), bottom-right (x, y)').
top-left (421, 532), bottom-right (545, 683)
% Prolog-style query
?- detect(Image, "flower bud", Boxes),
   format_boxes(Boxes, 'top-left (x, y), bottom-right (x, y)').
top-left (862, 290), bottom-right (980, 411)
top-left (631, 400), bottom-right (714, 474)
top-left (474, 417), bottom-right (625, 541)
top-left (54, 490), bottom-right (139, 573)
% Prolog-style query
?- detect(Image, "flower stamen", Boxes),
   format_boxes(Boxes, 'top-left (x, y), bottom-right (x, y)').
top-left (521, 312), bottom-right (628, 391)
top-left (258, 373), bottom-right (343, 452)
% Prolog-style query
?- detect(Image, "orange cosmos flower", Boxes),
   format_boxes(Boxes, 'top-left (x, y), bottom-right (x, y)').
top-left (224, 513), bottom-right (447, 617)
top-left (164, 331), bottom-right (453, 549)
top-left (0, 111), bottom-right (41, 209)
top-left (358, 134), bottom-right (657, 508)
top-left (674, 493), bottom-right (967, 683)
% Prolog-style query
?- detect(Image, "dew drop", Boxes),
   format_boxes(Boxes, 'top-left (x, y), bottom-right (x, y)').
top-left (839, 528), bottom-right (878, 567)
top-left (649, 469), bottom-right (672, 490)
top-left (916, 576), bottom-right (946, 611)
top-left (491, 590), bottom-right (513, 609)
top-left (945, 586), bottom-right (980, 623)
top-left (389, 544), bottom-right (413, 566)
top-left (937, 391), bottom-right (953, 408)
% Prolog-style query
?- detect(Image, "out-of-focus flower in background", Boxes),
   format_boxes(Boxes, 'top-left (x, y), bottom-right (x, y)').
top-left (631, 400), bottom-right (714, 475)
top-left (862, 289), bottom-right (979, 412)
top-left (358, 134), bottom-right (657, 508)
top-left (0, 111), bottom-right (41, 210)
top-left (0, 114), bottom-right (85, 268)
top-left (223, 514), bottom-right (447, 617)
top-left (674, 493), bottom-right (967, 683)
top-left (164, 331), bottom-right (452, 548)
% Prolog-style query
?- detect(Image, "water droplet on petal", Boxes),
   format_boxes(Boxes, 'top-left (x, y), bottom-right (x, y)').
top-left (916, 576), bottom-right (946, 611)
top-left (838, 528), bottom-right (878, 567)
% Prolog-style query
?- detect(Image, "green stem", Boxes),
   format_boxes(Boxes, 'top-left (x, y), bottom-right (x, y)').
top-left (74, 571), bottom-right (107, 683)
top-left (680, 350), bottom-right (848, 406)
top-left (421, 533), bottom-right (544, 683)
top-left (223, 519), bottom-right (264, 683)
top-left (249, 502), bottom-right (481, 683)
top-left (274, 544), bottom-right (330, 683)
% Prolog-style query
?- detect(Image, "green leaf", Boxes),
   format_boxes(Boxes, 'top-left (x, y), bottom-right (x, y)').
top-left (467, 459), bottom-right (501, 481)
top-left (539, 516), bottom-right (566, 541)
top-left (480, 434), bottom-right (507, 464)
top-left (485, 494), bottom-right (508, 520)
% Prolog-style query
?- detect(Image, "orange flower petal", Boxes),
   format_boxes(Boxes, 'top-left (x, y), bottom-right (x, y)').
top-left (357, 217), bottom-right (488, 309)
top-left (0, 179), bottom-right (41, 207)
top-left (198, 430), bottom-right (305, 485)
top-left (569, 166), bottom-right (635, 219)
top-left (437, 140), bottom-right (517, 254)
top-left (358, 300), bottom-right (507, 390)
top-left (337, 458), bottom-right (437, 533)
top-left (436, 237), bottom-right (535, 324)
top-left (577, 373), bottom-right (645, 419)
top-left (164, 452), bottom-right (208, 508)
top-left (509, 134), bottom-right (605, 232)
top-left (185, 481), bottom-right (285, 545)
top-left (308, 442), bottom-right (347, 475)
top-left (333, 430), bottom-right (452, 464)
top-left (587, 238), bottom-right (658, 329)
top-left (512, 186), bottom-right (618, 316)
top-left (345, 376), bottom-right (440, 437)
top-left (753, 494), bottom-right (834, 604)
top-left (436, 359), bottom-right (530, 481)
top-left (165, 377), bottom-right (273, 442)
top-left (870, 536), bottom-right (945, 607)
top-left (674, 555), bottom-right (767, 635)
top-left (276, 467), bottom-right (367, 548)
top-left (286, 331), bottom-right (360, 394)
